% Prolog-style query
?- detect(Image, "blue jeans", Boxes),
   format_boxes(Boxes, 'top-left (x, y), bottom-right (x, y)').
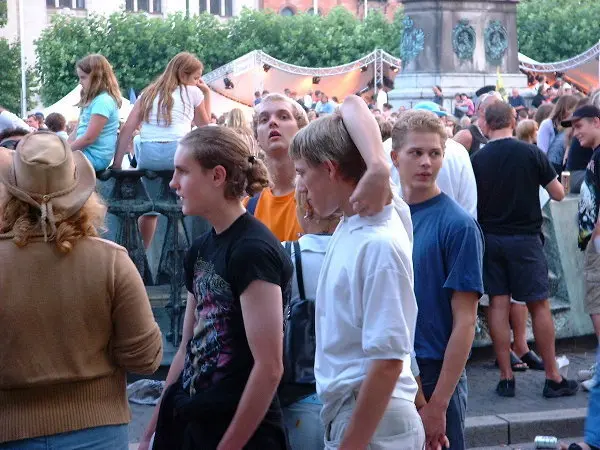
top-left (283, 394), bottom-right (324, 450)
top-left (418, 358), bottom-right (468, 450)
top-left (585, 346), bottom-right (600, 447)
top-left (0, 424), bottom-right (128, 450)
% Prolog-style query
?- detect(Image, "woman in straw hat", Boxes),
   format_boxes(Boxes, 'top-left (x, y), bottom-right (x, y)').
top-left (0, 131), bottom-right (163, 449)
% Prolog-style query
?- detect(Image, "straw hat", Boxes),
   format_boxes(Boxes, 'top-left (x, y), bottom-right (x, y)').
top-left (0, 131), bottom-right (96, 241)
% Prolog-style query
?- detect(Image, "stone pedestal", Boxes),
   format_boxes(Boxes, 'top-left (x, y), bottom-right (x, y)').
top-left (389, 0), bottom-right (528, 109)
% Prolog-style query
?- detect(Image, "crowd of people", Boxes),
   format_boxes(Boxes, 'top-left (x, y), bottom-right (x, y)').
top-left (1, 50), bottom-right (600, 450)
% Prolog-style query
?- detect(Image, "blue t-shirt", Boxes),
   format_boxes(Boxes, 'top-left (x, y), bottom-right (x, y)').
top-left (77, 92), bottom-right (119, 171)
top-left (410, 193), bottom-right (484, 361)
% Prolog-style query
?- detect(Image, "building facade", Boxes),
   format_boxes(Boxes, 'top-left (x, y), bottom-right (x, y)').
top-left (262, 0), bottom-right (400, 21)
top-left (0, 0), bottom-right (258, 65)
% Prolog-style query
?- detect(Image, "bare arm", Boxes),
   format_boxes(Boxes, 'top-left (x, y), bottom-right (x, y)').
top-left (70, 114), bottom-right (109, 151)
top-left (194, 79), bottom-right (211, 127)
top-left (452, 129), bottom-right (473, 152)
top-left (339, 95), bottom-right (392, 216)
top-left (339, 359), bottom-right (403, 450)
top-left (113, 101), bottom-right (143, 169)
top-left (419, 292), bottom-right (478, 448)
top-left (217, 280), bottom-right (284, 450)
top-left (545, 178), bottom-right (565, 201)
top-left (137, 292), bottom-right (197, 450)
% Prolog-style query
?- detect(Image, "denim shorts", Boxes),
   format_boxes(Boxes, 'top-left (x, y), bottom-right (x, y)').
top-left (0, 424), bottom-right (128, 450)
top-left (283, 395), bottom-right (325, 450)
top-left (483, 233), bottom-right (549, 302)
top-left (134, 138), bottom-right (178, 171)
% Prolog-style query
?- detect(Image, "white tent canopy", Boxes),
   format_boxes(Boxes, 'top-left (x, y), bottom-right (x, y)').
top-left (518, 42), bottom-right (600, 92)
top-left (42, 85), bottom-right (134, 123)
top-left (203, 49), bottom-right (402, 107)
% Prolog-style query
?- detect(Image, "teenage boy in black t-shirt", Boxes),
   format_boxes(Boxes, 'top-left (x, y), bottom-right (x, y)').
top-left (564, 105), bottom-right (600, 349)
top-left (471, 101), bottom-right (578, 399)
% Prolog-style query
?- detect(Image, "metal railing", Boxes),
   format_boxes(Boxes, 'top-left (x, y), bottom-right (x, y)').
top-left (96, 169), bottom-right (209, 348)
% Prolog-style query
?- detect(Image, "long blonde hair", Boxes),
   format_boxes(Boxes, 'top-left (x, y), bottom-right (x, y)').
top-left (0, 191), bottom-right (106, 253)
top-left (139, 52), bottom-right (204, 127)
top-left (76, 54), bottom-right (122, 108)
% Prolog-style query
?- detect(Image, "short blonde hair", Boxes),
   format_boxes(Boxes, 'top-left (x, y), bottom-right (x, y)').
top-left (252, 93), bottom-right (309, 139)
top-left (289, 112), bottom-right (366, 184)
top-left (516, 119), bottom-right (538, 143)
top-left (392, 110), bottom-right (447, 151)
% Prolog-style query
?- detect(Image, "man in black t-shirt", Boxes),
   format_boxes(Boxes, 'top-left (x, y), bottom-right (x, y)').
top-left (471, 102), bottom-right (578, 399)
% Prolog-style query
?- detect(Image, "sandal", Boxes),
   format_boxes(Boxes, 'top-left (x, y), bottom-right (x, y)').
top-left (519, 350), bottom-right (544, 371)
top-left (495, 350), bottom-right (528, 372)
top-left (496, 378), bottom-right (515, 397)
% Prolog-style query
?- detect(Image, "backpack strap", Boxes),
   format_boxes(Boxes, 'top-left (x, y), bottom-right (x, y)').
top-left (246, 192), bottom-right (261, 216)
top-left (293, 240), bottom-right (306, 301)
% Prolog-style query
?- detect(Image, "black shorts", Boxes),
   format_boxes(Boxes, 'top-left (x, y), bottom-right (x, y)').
top-left (483, 233), bottom-right (549, 302)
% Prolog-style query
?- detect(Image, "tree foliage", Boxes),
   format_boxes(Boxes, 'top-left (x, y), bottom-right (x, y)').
top-left (0, 38), bottom-right (34, 113)
top-left (517, 0), bottom-right (600, 62)
top-left (0, 0), bottom-right (7, 28)
top-left (35, 8), bottom-right (404, 105)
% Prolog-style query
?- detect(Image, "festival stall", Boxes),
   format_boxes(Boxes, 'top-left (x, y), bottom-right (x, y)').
top-left (202, 49), bottom-right (403, 107)
top-left (518, 42), bottom-right (600, 93)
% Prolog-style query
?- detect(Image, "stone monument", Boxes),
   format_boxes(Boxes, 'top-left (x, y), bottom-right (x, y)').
top-left (389, 0), bottom-right (528, 109)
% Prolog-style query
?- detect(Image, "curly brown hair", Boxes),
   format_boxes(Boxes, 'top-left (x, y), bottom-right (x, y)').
top-left (0, 191), bottom-right (107, 253)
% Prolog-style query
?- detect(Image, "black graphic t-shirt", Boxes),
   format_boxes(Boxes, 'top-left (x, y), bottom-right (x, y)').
top-left (578, 146), bottom-right (600, 250)
top-left (183, 212), bottom-right (292, 396)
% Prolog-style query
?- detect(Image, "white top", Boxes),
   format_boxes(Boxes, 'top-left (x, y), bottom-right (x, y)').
top-left (315, 198), bottom-right (418, 424)
top-left (0, 110), bottom-right (32, 133)
top-left (140, 85), bottom-right (204, 142)
top-left (384, 137), bottom-right (478, 219)
top-left (283, 234), bottom-right (330, 302)
top-left (303, 94), bottom-right (314, 109)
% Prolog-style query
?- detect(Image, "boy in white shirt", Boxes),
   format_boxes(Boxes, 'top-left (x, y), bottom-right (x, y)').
top-left (289, 95), bottom-right (424, 449)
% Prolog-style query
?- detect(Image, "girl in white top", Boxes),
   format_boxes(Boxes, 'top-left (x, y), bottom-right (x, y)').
top-left (113, 52), bottom-right (210, 170)
top-left (112, 52), bottom-right (211, 248)
top-left (281, 189), bottom-right (340, 450)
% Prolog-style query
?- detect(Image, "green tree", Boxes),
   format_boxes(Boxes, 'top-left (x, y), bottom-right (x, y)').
top-left (35, 7), bottom-right (404, 106)
top-left (0, 0), bottom-right (7, 28)
top-left (517, 0), bottom-right (600, 62)
top-left (0, 38), bottom-right (34, 113)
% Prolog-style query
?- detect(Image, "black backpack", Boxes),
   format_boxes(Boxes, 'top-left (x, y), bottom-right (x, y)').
top-left (278, 241), bottom-right (317, 406)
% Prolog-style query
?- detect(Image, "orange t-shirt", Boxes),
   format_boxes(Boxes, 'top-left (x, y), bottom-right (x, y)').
top-left (243, 188), bottom-right (303, 241)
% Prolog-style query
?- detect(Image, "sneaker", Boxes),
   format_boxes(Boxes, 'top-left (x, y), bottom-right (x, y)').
top-left (496, 378), bottom-right (515, 397)
top-left (543, 377), bottom-right (579, 398)
top-left (578, 363), bottom-right (596, 381)
top-left (582, 377), bottom-right (597, 392)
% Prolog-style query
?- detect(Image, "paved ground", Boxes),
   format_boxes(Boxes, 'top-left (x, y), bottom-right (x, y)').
top-left (465, 338), bottom-right (596, 416)
top-left (127, 338), bottom-right (597, 446)
top-left (470, 437), bottom-right (584, 450)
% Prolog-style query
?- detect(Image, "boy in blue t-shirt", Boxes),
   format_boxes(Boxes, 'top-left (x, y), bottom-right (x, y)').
top-left (390, 109), bottom-right (484, 450)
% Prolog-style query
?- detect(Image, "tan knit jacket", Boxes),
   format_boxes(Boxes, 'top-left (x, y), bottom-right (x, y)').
top-left (0, 237), bottom-right (163, 443)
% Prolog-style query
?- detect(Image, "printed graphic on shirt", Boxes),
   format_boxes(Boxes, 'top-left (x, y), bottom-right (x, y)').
top-left (182, 257), bottom-right (236, 395)
top-left (579, 154), bottom-right (600, 250)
